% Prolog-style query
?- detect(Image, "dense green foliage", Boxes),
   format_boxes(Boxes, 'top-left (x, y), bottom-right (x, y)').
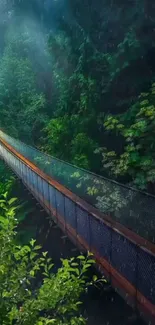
top-left (0, 190), bottom-right (104, 325)
top-left (101, 83), bottom-right (155, 191)
top-left (0, 161), bottom-right (39, 243)
top-left (0, 162), bottom-right (15, 194)
top-left (0, 28), bottom-right (47, 143)
top-left (0, 1), bottom-right (155, 191)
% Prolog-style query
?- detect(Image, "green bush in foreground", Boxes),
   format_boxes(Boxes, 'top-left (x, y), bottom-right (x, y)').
top-left (0, 193), bottom-right (105, 325)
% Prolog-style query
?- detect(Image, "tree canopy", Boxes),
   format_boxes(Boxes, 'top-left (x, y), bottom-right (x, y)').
top-left (0, 0), bottom-right (155, 191)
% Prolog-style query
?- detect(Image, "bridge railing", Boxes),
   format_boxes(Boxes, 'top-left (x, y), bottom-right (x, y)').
top-left (0, 133), bottom-right (155, 324)
top-left (0, 130), bottom-right (155, 244)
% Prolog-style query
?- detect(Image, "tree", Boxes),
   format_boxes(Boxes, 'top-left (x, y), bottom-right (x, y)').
top-left (0, 24), bottom-right (48, 144)
top-left (100, 83), bottom-right (155, 192)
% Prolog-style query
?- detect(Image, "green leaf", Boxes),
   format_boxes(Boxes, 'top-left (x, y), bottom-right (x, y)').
top-left (48, 264), bottom-right (54, 271)
top-left (30, 239), bottom-right (36, 247)
top-left (82, 264), bottom-right (92, 272)
top-left (30, 270), bottom-right (35, 277)
top-left (87, 259), bottom-right (95, 264)
top-left (8, 197), bottom-right (18, 206)
top-left (42, 251), bottom-right (48, 257)
top-left (77, 255), bottom-right (85, 260)
top-left (2, 191), bottom-right (8, 199)
top-left (30, 252), bottom-right (38, 260)
top-left (0, 216), bottom-right (9, 225)
top-left (42, 272), bottom-right (49, 277)
top-left (34, 245), bottom-right (42, 251)
top-left (93, 275), bottom-right (98, 282)
top-left (0, 199), bottom-right (6, 203)
top-left (88, 252), bottom-right (94, 256)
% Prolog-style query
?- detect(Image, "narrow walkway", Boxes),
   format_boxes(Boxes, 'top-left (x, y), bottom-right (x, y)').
top-left (0, 130), bottom-right (154, 325)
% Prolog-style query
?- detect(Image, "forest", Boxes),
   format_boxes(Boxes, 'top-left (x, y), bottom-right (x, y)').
top-left (0, 0), bottom-right (155, 193)
top-left (0, 1), bottom-right (155, 324)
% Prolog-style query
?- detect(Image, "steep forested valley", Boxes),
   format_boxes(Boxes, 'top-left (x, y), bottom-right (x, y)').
top-left (0, 0), bottom-right (155, 192)
top-left (0, 1), bottom-right (154, 325)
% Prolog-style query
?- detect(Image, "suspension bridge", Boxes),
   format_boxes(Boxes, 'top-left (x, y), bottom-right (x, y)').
top-left (0, 130), bottom-right (154, 325)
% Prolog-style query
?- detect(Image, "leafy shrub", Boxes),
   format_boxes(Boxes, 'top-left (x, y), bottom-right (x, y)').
top-left (0, 193), bottom-right (105, 325)
top-left (98, 83), bottom-right (155, 191)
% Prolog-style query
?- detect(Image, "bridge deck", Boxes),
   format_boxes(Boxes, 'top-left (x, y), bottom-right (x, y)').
top-left (0, 131), bottom-right (155, 244)
top-left (0, 130), bottom-right (154, 325)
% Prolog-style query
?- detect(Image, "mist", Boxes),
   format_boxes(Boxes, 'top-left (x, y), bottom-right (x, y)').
top-left (0, 0), bottom-right (72, 64)
top-left (0, 0), bottom-right (76, 105)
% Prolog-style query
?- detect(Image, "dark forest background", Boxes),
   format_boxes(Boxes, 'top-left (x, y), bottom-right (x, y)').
top-left (0, 0), bottom-right (155, 192)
